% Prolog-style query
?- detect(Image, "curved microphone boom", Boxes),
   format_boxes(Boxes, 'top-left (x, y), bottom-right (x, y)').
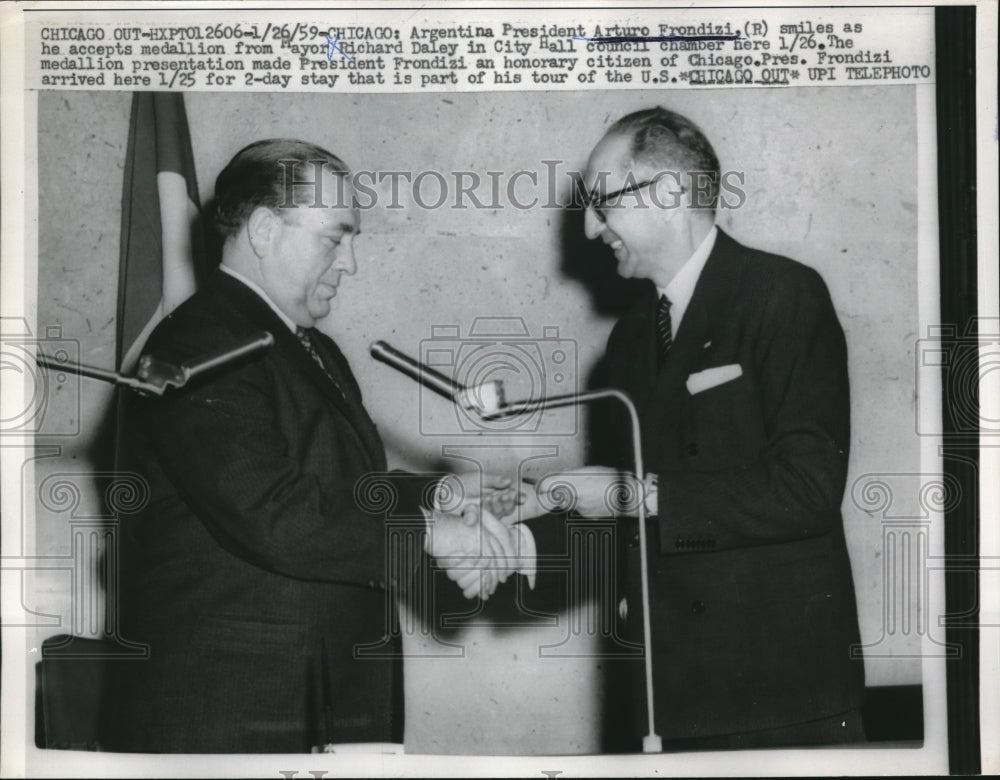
top-left (36, 332), bottom-right (275, 396)
top-left (368, 340), bottom-right (662, 753)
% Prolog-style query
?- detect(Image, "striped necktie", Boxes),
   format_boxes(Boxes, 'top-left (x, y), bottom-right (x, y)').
top-left (656, 294), bottom-right (673, 363)
top-left (296, 327), bottom-right (344, 397)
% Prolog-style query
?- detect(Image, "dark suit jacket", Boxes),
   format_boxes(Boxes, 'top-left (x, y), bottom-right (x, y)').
top-left (536, 229), bottom-right (865, 743)
top-left (110, 270), bottom-right (427, 753)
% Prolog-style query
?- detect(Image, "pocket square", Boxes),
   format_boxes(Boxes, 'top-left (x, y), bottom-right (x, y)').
top-left (686, 364), bottom-right (743, 395)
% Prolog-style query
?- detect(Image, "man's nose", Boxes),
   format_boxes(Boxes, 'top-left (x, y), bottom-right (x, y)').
top-left (334, 242), bottom-right (357, 276)
top-left (583, 206), bottom-right (604, 240)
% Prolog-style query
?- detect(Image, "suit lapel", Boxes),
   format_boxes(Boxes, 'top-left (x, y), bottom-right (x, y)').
top-left (632, 229), bottom-right (745, 465)
top-left (655, 300), bottom-right (706, 401)
top-left (626, 286), bottom-right (660, 401)
top-left (210, 271), bottom-right (385, 470)
top-left (277, 325), bottom-right (350, 411)
top-left (309, 329), bottom-right (388, 471)
top-left (659, 228), bottom-right (745, 391)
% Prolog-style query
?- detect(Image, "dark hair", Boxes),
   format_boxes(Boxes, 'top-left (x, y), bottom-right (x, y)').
top-left (213, 138), bottom-right (349, 240)
top-left (608, 107), bottom-right (720, 209)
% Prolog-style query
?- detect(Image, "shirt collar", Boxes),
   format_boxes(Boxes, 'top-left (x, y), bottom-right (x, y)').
top-left (659, 225), bottom-right (718, 336)
top-left (220, 264), bottom-right (298, 333)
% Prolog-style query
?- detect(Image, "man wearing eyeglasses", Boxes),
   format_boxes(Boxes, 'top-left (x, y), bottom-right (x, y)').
top-left (521, 107), bottom-right (866, 750)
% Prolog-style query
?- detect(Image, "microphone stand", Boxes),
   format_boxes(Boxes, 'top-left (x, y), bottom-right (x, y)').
top-left (35, 332), bottom-right (274, 396)
top-left (371, 340), bottom-right (663, 753)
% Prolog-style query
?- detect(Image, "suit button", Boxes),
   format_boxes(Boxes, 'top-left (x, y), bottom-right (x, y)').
top-left (629, 533), bottom-right (640, 548)
top-left (687, 442), bottom-right (699, 456)
top-left (691, 600), bottom-right (706, 614)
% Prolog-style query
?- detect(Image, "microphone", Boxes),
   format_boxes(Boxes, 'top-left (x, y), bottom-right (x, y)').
top-left (36, 332), bottom-right (274, 396)
top-left (369, 340), bottom-right (505, 414)
top-left (369, 340), bottom-right (458, 399)
top-left (368, 339), bottom-right (662, 752)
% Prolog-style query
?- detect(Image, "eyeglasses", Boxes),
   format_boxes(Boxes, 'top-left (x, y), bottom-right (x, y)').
top-left (588, 171), bottom-right (679, 223)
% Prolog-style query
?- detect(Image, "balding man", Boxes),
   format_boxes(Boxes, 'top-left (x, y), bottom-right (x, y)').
top-left (525, 107), bottom-right (866, 750)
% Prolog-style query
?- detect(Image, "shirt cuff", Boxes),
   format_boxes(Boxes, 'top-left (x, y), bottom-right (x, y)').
top-left (420, 506), bottom-right (433, 555)
top-left (643, 472), bottom-right (659, 517)
top-left (514, 523), bottom-right (537, 590)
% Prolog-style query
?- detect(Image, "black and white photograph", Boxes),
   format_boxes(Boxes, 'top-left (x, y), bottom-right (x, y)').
top-left (1, 2), bottom-right (995, 777)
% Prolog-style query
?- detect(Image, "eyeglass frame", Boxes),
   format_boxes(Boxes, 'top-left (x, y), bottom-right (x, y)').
top-left (587, 171), bottom-right (685, 223)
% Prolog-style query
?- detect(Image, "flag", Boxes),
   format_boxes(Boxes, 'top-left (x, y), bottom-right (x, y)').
top-left (116, 92), bottom-right (206, 373)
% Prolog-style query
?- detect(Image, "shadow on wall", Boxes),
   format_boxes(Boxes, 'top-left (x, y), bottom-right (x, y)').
top-left (556, 191), bottom-right (648, 321)
top-left (200, 196), bottom-right (225, 274)
top-left (555, 200), bottom-right (650, 471)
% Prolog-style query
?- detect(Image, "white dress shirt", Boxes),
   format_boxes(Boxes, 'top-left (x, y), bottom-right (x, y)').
top-left (220, 264), bottom-right (297, 333)
top-left (658, 225), bottom-right (718, 340)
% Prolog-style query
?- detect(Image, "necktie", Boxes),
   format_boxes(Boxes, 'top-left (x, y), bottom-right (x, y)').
top-left (656, 294), bottom-right (673, 363)
top-left (296, 327), bottom-right (344, 397)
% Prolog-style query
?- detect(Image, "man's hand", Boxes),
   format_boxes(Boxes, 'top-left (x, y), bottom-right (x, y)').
top-left (425, 506), bottom-right (517, 599)
top-left (507, 478), bottom-right (548, 523)
top-left (435, 471), bottom-right (521, 520)
top-left (536, 467), bottom-right (644, 518)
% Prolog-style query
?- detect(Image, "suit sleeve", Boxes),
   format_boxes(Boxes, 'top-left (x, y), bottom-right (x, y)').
top-left (654, 267), bottom-right (851, 553)
top-left (136, 335), bottom-right (426, 586)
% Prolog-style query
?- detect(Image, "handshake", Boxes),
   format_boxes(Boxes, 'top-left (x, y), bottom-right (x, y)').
top-left (424, 467), bottom-right (648, 601)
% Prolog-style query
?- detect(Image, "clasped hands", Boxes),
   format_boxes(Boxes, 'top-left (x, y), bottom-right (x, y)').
top-left (427, 467), bottom-right (646, 600)
top-left (425, 472), bottom-right (528, 601)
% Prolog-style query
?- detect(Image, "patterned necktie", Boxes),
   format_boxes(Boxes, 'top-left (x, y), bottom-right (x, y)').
top-left (296, 327), bottom-right (344, 397)
top-left (656, 294), bottom-right (673, 363)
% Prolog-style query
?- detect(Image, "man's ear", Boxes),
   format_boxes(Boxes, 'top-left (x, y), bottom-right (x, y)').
top-left (653, 171), bottom-right (686, 220)
top-left (246, 206), bottom-right (278, 258)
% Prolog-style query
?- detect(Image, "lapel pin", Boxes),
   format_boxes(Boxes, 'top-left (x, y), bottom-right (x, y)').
top-left (703, 341), bottom-right (712, 349)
